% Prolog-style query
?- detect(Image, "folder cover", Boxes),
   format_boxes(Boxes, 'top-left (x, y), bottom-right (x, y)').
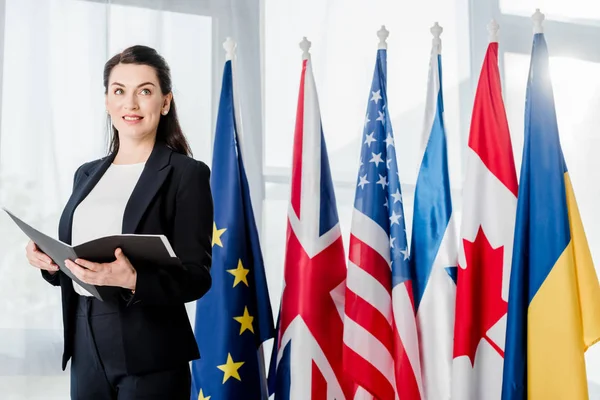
top-left (3, 207), bottom-right (180, 301)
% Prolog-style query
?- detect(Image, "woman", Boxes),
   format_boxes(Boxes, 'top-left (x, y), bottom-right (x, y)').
top-left (24, 45), bottom-right (213, 399)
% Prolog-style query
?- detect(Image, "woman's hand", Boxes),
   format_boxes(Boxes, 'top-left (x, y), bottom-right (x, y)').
top-left (65, 248), bottom-right (137, 290)
top-left (26, 240), bottom-right (59, 273)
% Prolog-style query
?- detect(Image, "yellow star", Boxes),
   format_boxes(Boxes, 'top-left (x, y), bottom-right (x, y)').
top-left (226, 259), bottom-right (250, 287)
top-left (216, 353), bottom-right (244, 383)
top-left (198, 389), bottom-right (211, 400)
top-left (212, 223), bottom-right (226, 247)
top-left (233, 306), bottom-right (255, 335)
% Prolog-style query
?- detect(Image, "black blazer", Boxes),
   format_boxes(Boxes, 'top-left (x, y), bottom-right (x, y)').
top-left (41, 141), bottom-right (213, 375)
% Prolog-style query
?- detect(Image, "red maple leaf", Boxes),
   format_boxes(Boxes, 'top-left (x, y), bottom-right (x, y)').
top-left (454, 226), bottom-right (507, 366)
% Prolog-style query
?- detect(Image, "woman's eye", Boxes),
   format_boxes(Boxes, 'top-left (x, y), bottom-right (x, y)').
top-left (114, 88), bottom-right (123, 95)
top-left (140, 89), bottom-right (151, 95)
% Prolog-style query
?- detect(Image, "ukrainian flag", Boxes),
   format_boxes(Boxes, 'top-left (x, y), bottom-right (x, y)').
top-left (501, 33), bottom-right (600, 400)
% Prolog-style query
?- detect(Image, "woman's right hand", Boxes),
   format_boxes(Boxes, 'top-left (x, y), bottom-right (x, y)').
top-left (26, 240), bottom-right (59, 273)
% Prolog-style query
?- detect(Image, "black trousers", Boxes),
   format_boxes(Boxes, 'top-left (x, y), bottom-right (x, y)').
top-left (70, 295), bottom-right (190, 400)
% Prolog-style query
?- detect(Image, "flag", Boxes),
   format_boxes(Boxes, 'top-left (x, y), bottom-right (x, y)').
top-left (452, 36), bottom-right (518, 400)
top-left (270, 46), bottom-right (353, 399)
top-left (409, 25), bottom-right (458, 400)
top-left (343, 46), bottom-right (423, 400)
top-left (501, 30), bottom-right (600, 400)
top-left (191, 57), bottom-right (275, 400)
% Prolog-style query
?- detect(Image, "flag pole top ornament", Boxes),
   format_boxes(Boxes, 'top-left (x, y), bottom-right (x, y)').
top-left (377, 25), bottom-right (389, 49)
top-left (532, 8), bottom-right (545, 34)
top-left (487, 19), bottom-right (499, 43)
top-left (300, 36), bottom-right (311, 60)
top-left (430, 21), bottom-right (443, 50)
top-left (223, 37), bottom-right (236, 61)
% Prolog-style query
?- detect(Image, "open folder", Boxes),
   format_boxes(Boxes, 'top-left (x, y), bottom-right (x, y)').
top-left (3, 207), bottom-right (181, 301)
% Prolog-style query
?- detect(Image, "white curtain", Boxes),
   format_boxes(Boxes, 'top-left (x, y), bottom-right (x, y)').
top-left (261, 0), bottom-right (472, 317)
top-left (0, 0), bottom-right (260, 398)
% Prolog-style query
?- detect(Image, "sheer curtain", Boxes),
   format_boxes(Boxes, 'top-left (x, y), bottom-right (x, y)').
top-left (0, 0), bottom-right (260, 398)
top-left (262, 0), bottom-right (472, 353)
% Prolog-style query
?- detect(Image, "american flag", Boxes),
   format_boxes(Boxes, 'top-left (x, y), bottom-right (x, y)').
top-left (343, 47), bottom-right (423, 399)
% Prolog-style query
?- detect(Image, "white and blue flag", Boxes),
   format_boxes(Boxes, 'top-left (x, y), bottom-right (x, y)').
top-left (409, 23), bottom-right (458, 400)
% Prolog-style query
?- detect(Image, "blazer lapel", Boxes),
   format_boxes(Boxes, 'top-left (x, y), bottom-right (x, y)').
top-left (59, 153), bottom-right (116, 244)
top-left (122, 142), bottom-right (173, 234)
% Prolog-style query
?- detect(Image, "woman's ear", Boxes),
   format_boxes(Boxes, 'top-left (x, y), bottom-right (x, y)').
top-left (160, 93), bottom-right (173, 115)
top-left (162, 92), bottom-right (173, 116)
top-left (164, 92), bottom-right (173, 108)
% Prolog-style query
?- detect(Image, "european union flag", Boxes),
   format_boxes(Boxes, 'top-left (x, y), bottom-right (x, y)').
top-left (191, 58), bottom-right (275, 400)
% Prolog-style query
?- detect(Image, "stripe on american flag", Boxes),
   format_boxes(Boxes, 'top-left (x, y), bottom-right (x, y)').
top-left (344, 208), bottom-right (396, 398)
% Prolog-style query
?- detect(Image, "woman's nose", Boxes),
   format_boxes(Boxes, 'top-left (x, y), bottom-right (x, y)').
top-left (124, 95), bottom-right (139, 110)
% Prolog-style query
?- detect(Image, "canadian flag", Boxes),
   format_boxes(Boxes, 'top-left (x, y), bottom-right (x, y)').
top-left (451, 27), bottom-right (519, 400)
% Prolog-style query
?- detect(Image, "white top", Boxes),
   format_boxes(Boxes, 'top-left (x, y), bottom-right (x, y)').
top-left (71, 162), bottom-right (145, 296)
top-left (488, 19), bottom-right (500, 43)
top-left (430, 22), bottom-right (443, 53)
top-left (223, 37), bottom-right (236, 61)
top-left (300, 37), bottom-right (311, 61)
top-left (377, 25), bottom-right (389, 50)
top-left (532, 8), bottom-right (544, 34)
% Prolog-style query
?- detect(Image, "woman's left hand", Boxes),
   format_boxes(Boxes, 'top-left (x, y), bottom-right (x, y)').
top-left (65, 248), bottom-right (137, 290)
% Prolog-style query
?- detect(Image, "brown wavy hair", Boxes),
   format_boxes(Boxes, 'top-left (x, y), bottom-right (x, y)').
top-left (103, 45), bottom-right (192, 156)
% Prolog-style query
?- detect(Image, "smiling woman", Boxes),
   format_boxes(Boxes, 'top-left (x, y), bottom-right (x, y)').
top-left (104, 46), bottom-right (191, 160)
top-left (23, 45), bottom-right (214, 400)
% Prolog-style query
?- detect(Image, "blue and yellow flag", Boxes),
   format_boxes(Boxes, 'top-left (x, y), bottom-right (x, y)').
top-left (501, 33), bottom-right (600, 400)
top-left (191, 59), bottom-right (274, 400)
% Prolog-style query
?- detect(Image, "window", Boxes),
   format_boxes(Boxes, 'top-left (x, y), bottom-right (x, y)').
top-left (262, 0), bottom-right (471, 339)
top-left (500, 0), bottom-right (600, 23)
top-left (0, 1), bottom-right (214, 397)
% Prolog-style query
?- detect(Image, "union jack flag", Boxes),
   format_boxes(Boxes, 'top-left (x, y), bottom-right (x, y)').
top-left (343, 46), bottom-right (423, 399)
top-left (270, 43), bottom-right (354, 399)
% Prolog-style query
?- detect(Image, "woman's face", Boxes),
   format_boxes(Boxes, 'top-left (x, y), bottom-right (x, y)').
top-left (105, 63), bottom-right (172, 142)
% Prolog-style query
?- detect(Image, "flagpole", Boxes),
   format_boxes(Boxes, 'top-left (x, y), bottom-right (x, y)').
top-left (223, 36), bottom-right (235, 61)
top-left (299, 36), bottom-right (311, 61)
top-left (224, 37), bottom-right (246, 158)
top-left (377, 25), bottom-right (389, 50)
top-left (488, 19), bottom-right (499, 43)
top-left (532, 8), bottom-right (544, 34)
top-left (431, 22), bottom-right (442, 52)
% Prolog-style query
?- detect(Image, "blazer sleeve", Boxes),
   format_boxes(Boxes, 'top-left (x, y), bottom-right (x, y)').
top-left (129, 160), bottom-right (213, 306)
top-left (41, 164), bottom-right (86, 286)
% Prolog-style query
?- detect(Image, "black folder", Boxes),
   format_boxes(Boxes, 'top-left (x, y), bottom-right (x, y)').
top-left (3, 207), bottom-right (180, 301)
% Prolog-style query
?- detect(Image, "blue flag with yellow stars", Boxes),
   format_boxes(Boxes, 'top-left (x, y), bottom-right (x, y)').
top-left (190, 58), bottom-right (275, 400)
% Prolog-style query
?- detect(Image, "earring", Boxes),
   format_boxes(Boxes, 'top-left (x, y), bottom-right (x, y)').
top-left (162, 109), bottom-right (168, 115)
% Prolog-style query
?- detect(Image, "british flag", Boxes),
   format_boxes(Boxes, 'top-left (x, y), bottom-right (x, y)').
top-left (270, 42), bottom-right (354, 400)
top-left (343, 46), bottom-right (423, 399)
